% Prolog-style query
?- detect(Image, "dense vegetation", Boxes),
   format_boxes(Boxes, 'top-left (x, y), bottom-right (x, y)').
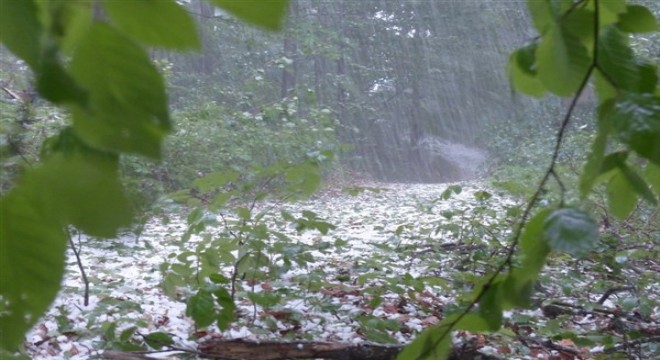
top-left (0, 0), bottom-right (658, 359)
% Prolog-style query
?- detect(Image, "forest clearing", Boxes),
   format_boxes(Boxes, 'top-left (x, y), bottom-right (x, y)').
top-left (1, 1), bottom-right (659, 359)
top-left (25, 181), bottom-right (659, 359)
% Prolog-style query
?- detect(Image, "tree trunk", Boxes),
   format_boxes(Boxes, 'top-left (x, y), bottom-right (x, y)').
top-left (280, 1), bottom-right (298, 99)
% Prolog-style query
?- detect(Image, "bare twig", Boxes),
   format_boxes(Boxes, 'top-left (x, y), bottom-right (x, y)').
top-left (67, 228), bottom-right (89, 306)
top-left (597, 286), bottom-right (635, 305)
top-left (600, 335), bottom-right (660, 354)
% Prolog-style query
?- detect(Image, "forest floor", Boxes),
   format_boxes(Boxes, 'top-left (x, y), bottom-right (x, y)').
top-left (24, 181), bottom-right (659, 360)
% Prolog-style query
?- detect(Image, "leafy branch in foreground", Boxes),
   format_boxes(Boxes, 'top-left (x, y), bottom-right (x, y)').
top-left (399, 1), bottom-right (659, 359)
top-left (0, 0), bottom-right (289, 354)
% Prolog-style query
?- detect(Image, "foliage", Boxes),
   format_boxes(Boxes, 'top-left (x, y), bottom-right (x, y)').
top-left (160, 160), bottom-right (330, 331)
top-left (0, 0), bottom-right (289, 353)
top-left (21, 182), bottom-right (660, 358)
top-left (137, 99), bottom-right (339, 191)
top-left (401, 1), bottom-right (660, 359)
top-left (1, 0), bottom-right (658, 359)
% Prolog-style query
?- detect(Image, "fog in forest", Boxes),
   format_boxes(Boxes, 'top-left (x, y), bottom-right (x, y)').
top-left (157, 0), bottom-right (552, 183)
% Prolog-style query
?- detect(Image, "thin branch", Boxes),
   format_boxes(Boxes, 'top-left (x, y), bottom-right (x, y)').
top-left (600, 335), bottom-right (660, 354)
top-left (67, 228), bottom-right (90, 306)
top-left (597, 285), bottom-right (635, 305)
top-left (417, 2), bottom-right (602, 356)
top-left (549, 169), bottom-right (566, 207)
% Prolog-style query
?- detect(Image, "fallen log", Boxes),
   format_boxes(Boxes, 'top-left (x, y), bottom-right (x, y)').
top-left (197, 339), bottom-right (503, 360)
top-left (199, 340), bottom-right (399, 360)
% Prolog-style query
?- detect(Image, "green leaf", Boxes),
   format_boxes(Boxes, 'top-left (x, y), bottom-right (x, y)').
top-left (35, 154), bottom-right (132, 238)
top-left (209, 0), bottom-right (289, 30)
top-left (544, 208), bottom-right (599, 257)
top-left (607, 171), bottom-right (638, 219)
top-left (247, 292), bottom-right (281, 308)
top-left (580, 102), bottom-right (617, 195)
top-left (619, 164), bottom-right (658, 205)
top-left (186, 290), bottom-right (216, 327)
top-left (0, 189), bottom-right (67, 350)
top-left (645, 163), bottom-right (660, 195)
top-left (0, 0), bottom-right (42, 69)
top-left (193, 171), bottom-right (239, 192)
top-left (397, 324), bottom-right (451, 360)
top-left (598, 0), bottom-right (627, 26)
top-left (478, 283), bottom-right (503, 331)
top-left (0, 349), bottom-right (30, 360)
top-left (580, 132), bottom-right (608, 196)
top-left (452, 313), bottom-right (491, 332)
top-left (119, 327), bottom-right (138, 342)
top-left (600, 0), bottom-right (627, 15)
top-left (507, 210), bottom-right (551, 308)
top-left (636, 62), bottom-right (659, 94)
top-left (597, 26), bottom-right (642, 93)
top-left (50, 156), bottom-right (133, 237)
top-left (104, 0), bottom-right (200, 49)
top-left (50, 1), bottom-right (93, 55)
top-left (36, 48), bottom-right (87, 105)
top-left (144, 332), bottom-right (174, 349)
top-left (474, 190), bottom-right (492, 201)
top-left (509, 45), bottom-right (546, 97)
top-left (600, 151), bottom-right (629, 174)
top-left (617, 5), bottom-right (658, 33)
top-left (564, 9), bottom-right (595, 45)
top-left (520, 211), bottom-right (551, 270)
top-left (502, 273), bottom-right (535, 309)
top-left (38, 129), bottom-right (133, 236)
top-left (594, 69), bottom-right (617, 103)
top-left (236, 207), bottom-right (251, 220)
top-left (104, 322), bottom-right (118, 342)
top-left (214, 288), bottom-right (236, 330)
top-left (209, 273), bottom-right (230, 284)
top-left (527, 0), bottom-right (553, 34)
top-left (286, 161), bottom-right (321, 197)
top-left (611, 93), bottom-right (660, 165)
top-left (69, 23), bottom-right (170, 158)
top-left (537, 23), bottom-right (592, 96)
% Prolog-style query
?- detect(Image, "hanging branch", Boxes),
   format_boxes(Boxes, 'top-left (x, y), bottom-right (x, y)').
top-left (417, 1), bottom-right (603, 357)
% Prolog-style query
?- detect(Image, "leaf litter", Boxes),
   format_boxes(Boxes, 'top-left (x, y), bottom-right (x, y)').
top-left (25, 182), bottom-right (659, 359)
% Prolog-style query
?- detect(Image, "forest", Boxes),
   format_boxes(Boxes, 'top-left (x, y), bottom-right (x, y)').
top-left (0, 0), bottom-right (659, 359)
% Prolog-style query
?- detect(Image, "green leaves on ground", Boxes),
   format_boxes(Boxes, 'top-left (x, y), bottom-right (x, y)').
top-left (143, 332), bottom-right (174, 349)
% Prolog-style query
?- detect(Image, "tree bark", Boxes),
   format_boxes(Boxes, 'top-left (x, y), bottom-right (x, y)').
top-left (197, 339), bottom-right (504, 360)
top-left (280, 1), bottom-right (298, 99)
